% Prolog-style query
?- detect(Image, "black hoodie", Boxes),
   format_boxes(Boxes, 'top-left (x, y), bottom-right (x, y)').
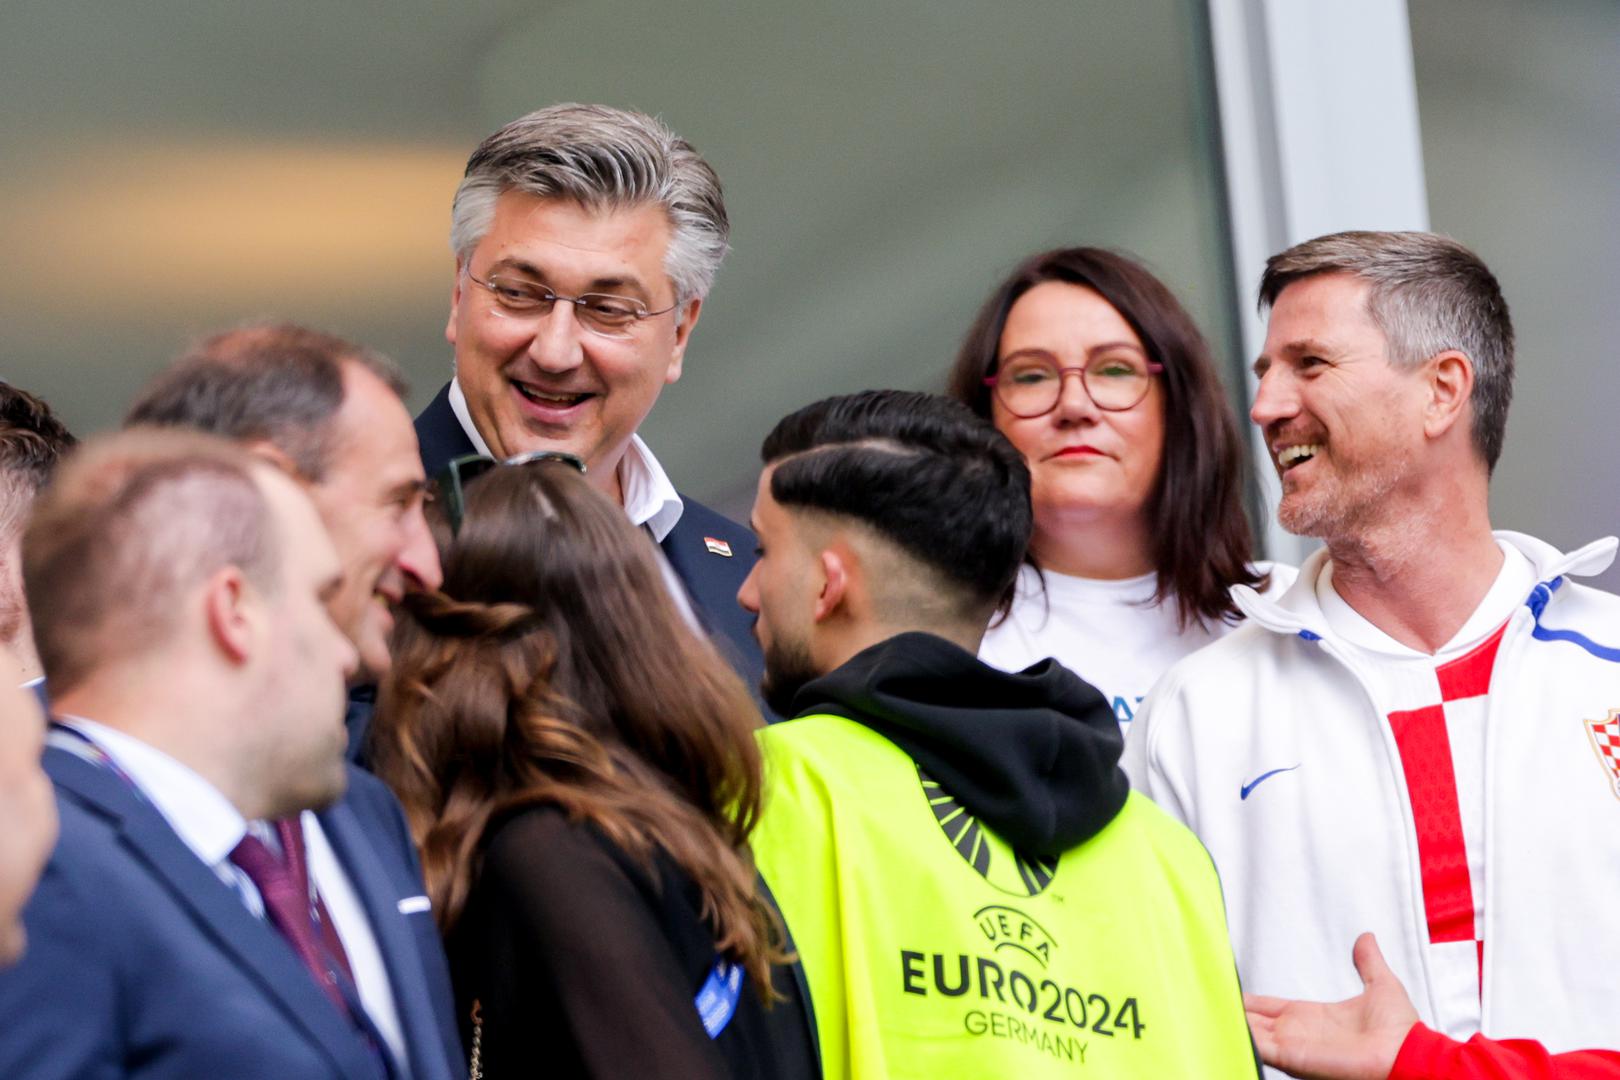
top-left (787, 631), bottom-right (1130, 859)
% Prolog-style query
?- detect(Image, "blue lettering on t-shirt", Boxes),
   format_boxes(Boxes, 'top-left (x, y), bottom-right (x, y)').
top-left (1112, 695), bottom-right (1146, 725)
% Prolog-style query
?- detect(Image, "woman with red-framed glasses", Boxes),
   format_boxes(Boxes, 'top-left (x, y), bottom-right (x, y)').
top-left (948, 247), bottom-right (1294, 735)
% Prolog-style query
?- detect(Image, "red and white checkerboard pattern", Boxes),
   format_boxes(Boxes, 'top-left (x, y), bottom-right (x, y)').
top-left (1379, 620), bottom-right (1508, 1040)
top-left (1587, 710), bottom-right (1620, 800)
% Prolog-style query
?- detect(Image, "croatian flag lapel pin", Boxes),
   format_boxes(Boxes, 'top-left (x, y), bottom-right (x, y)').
top-left (703, 536), bottom-right (733, 557)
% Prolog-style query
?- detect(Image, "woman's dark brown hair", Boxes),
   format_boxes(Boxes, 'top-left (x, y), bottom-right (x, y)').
top-left (368, 462), bottom-right (783, 995)
top-left (947, 246), bottom-right (1264, 628)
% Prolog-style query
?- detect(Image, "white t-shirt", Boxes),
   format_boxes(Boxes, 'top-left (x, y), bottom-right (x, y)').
top-left (979, 562), bottom-right (1297, 734)
top-left (1311, 540), bottom-right (1534, 1040)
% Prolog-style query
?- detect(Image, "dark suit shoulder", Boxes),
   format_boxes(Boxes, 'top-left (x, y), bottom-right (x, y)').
top-left (339, 763), bottom-right (407, 829)
top-left (414, 382), bottom-right (477, 475)
top-left (330, 764), bottom-right (426, 889)
top-left (670, 495), bottom-right (756, 549)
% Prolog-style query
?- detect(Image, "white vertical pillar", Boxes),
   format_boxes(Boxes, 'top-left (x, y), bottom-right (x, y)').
top-left (1207, 0), bottom-right (1429, 565)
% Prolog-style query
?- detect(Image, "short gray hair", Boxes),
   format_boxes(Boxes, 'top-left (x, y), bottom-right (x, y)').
top-left (1259, 230), bottom-right (1515, 471)
top-left (449, 103), bottom-right (730, 305)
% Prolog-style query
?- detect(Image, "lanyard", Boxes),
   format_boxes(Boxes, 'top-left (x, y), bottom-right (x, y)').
top-left (47, 724), bottom-right (143, 793)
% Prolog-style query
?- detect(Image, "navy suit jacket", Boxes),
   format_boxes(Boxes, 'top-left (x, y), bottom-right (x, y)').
top-left (413, 382), bottom-right (766, 696)
top-left (0, 748), bottom-right (464, 1080)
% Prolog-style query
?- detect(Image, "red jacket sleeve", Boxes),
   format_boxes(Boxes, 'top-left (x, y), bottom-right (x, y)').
top-left (1391, 1023), bottom-right (1620, 1079)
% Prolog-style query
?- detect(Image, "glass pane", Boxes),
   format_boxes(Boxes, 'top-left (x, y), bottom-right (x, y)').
top-left (1411, 0), bottom-right (1620, 589)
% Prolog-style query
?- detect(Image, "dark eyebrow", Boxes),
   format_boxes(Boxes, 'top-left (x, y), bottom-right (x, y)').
top-left (485, 257), bottom-right (544, 278)
top-left (1086, 340), bottom-right (1148, 357)
top-left (998, 342), bottom-right (1146, 366)
top-left (484, 258), bottom-right (652, 301)
top-left (384, 478), bottom-right (430, 503)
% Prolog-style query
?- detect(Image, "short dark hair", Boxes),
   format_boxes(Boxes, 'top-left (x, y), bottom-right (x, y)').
top-left (24, 429), bottom-right (279, 695)
top-left (762, 390), bottom-right (1031, 620)
top-left (0, 383), bottom-right (76, 538)
top-left (946, 247), bottom-right (1263, 628)
top-left (1259, 230), bottom-right (1514, 471)
top-left (125, 323), bottom-right (408, 482)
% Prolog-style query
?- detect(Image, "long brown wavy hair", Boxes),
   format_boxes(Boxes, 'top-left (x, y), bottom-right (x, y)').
top-left (368, 462), bottom-right (784, 995)
top-left (948, 246), bottom-right (1266, 629)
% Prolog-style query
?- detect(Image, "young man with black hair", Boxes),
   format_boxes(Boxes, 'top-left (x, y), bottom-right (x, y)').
top-left (738, 389), bottom-right (1259, 1078)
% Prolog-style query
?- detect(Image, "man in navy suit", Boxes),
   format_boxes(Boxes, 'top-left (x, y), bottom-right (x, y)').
top-left (127, 324), bottom-right (443, 757)
top-left (0, 430), bottom-right (463, 1079)
top-left (419, 103), bottom-right (762, 691)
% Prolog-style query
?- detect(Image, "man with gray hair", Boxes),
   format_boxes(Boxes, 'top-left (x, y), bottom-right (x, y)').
top-left (127, 323), bottom-right (442, 755)
top-left (1123, 231), bottom-right (1620, 1075)
top-left (415, 102), bottom-right (762, 689)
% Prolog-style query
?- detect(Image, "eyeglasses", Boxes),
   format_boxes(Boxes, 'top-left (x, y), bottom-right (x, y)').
top-left (983, 350), bottom-right (1163, 418)
top-left (434, 450), bottom-right (587, 538)
top-left (464, 265), bottom-right (679, 340)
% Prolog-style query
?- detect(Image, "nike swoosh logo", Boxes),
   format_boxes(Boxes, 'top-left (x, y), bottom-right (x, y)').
top-left (1240, 764), bottom-right (1301, 801)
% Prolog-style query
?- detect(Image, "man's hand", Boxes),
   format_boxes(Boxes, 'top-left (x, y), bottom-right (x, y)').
top-left (1244, 933), bottom-right (1420, 1079)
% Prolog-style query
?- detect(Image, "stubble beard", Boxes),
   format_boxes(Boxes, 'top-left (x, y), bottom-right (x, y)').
top-left (760, 635), bottom-right (822, 719)
top-left (1276, 454), bottom-right (1407, 543)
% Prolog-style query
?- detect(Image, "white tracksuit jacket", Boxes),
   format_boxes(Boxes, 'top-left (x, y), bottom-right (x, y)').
top-left (1123, 531), bottom-right (1620, 1060)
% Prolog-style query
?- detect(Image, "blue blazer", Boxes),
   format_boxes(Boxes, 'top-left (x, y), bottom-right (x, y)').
top-left (0, 749), bottom-right (465, 1080)
top-left (413, 382), bottom-right (767, 696)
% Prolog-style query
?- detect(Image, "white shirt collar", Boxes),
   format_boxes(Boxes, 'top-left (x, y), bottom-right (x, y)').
top-left (1314, 540), bottom-right (1535, 658)
top-left (619, 434), bottom-right (684, 542)
top-left (446, 376), bottom-right (685, 542)
top-left (57, 716), bottom-right (247, 867)
top-left (447, 377), bottom-right (493, 457)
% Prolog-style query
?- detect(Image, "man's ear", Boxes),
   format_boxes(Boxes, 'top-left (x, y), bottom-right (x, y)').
top-left (446, 258), bottom-right (465, 348)
top-left (242, 439), bottom-right (300, 480)
top-left (203, 567), bottom-right (257, 665)
top-left (665, 297), bottom-right (703, 385)
top-left (814, 545), bottom-right (851, 624)
top-left (1424, 349), bottom-right (1475, 441)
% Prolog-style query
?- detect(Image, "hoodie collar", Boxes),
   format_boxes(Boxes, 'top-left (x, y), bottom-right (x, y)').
top-left (789, 631), bottom-right (1129, 858)
top-left (1231, 531), bottom-right (1619, 641)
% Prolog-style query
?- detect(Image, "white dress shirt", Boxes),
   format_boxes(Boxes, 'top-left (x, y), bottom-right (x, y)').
top-left (449, 377), bottom-right (700, 627)
top-left (57, 717), bottom-right (412, 1076)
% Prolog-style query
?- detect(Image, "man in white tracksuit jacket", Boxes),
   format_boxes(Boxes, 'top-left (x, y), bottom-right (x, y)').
top-left (1124, 231), bottom-right (1620, 1078)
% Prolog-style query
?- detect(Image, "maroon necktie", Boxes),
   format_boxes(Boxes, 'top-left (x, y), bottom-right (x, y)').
top-left (229, 817), bottom-right (356, 1016)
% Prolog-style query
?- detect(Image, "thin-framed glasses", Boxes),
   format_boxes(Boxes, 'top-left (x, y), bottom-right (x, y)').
top-left (464, 265), bottom-right (679, 340)
top-left (983, 349), bottom-right (1164, 417)
top-left (435, 450), bottom-right (587, 538)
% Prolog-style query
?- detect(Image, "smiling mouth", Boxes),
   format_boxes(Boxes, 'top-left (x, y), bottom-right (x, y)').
top-left (512, 381), bottom-right (593, 409)
top-left (1277, 443), bottom-right (1322, 471)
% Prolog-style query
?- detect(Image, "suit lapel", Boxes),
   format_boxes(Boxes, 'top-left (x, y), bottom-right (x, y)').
top-left (46, 749), bottom-right (385, 1080)
top-left (318, 799), bottom-right (451, 1080)
top-left (661, 514), bottom-right (766, 681)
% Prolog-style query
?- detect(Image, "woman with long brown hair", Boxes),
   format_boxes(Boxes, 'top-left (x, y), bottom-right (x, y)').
top-left (948, 247), bottom-right (1294, 734)
top-left (368, 457), bottom-right (804, 1079)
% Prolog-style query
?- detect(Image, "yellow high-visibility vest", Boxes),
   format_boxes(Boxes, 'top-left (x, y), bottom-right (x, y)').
top-left (754, 714), bottom-right (1258, 1079)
